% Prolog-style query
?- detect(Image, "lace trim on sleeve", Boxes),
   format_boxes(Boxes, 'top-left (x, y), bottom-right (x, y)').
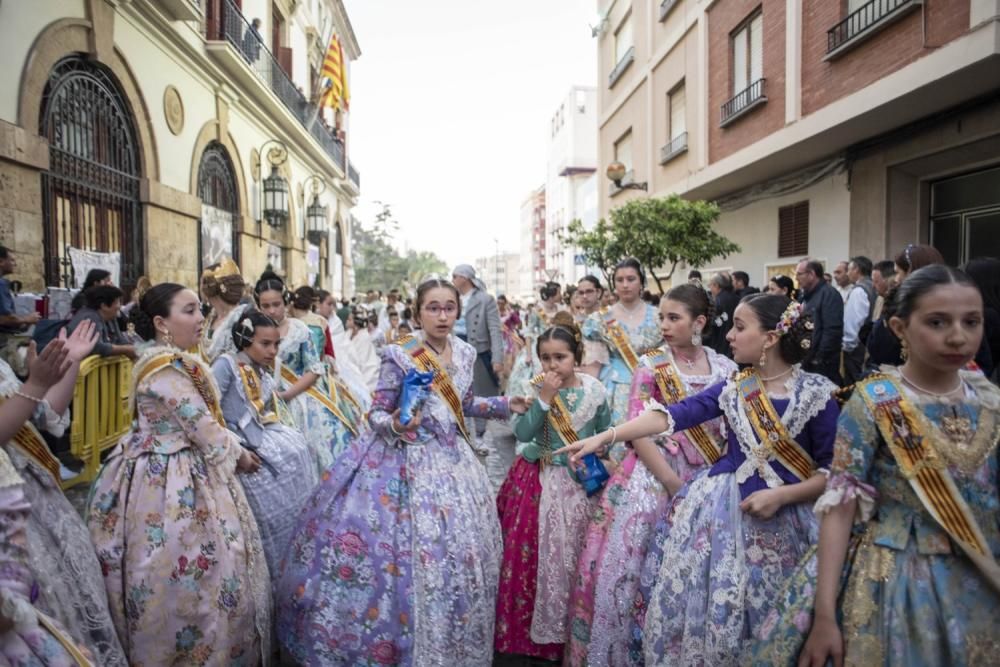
top-left (642, 399), bottom-right (677, 436)
top-left (814, 472), bottom-right (877, 521)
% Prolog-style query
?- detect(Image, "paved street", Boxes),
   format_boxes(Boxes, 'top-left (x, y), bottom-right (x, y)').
top-left (482, 419), bottom-right (518, 494)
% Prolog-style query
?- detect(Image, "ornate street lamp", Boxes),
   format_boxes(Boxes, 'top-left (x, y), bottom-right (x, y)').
top-left (258, 140), bottom-right (289, 228)
top-left (606, 161), bottom-right (648, 191)
top-left (304, 175), bottom-right (328, 245)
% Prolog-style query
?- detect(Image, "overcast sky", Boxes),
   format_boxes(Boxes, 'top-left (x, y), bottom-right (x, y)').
top-left (343, 0), bottom-right (597, 269)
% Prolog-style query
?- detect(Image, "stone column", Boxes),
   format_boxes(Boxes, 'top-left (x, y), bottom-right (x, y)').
top-left (0, 120), bottom-right (49, 292)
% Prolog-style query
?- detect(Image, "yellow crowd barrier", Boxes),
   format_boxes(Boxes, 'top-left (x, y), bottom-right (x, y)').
top-left (62, 355), bottom-right (133, 490)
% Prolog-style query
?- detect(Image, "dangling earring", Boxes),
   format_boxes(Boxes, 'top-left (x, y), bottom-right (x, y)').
top-left (900, 338), bottom-right (908, 362)
top-left (160, 328), bottom-right (174, 347)
top-left (758, 347), bottom-right (767, 370)
top-left (691, 326), bottom-right (703, 347)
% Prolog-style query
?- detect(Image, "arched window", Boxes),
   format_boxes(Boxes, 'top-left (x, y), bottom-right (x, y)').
top-left (40, 55), bottom-right (142, 288)
top-left (197, 142), bottom-right (240, 270)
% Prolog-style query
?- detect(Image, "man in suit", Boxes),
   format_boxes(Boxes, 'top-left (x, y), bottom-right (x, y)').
top-left (452, 264), bottom-right (503, 437)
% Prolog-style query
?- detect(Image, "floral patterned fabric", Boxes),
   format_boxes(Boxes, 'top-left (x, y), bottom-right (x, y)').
top-left (505, 305), bottom-right (565, 402)
top-left (752, 369), bottom-right (1000, 666)
top-left (278, 317), bottom-right (356, 470)
top-left (493, 374), bottom-right (610, 656)
top-left (566, 346), bottom-right (737, 667)
top-left (0, 448), bottom-right (94, 666)
top-left (87, 346), bottom-right (271, 667)
top-left (0, 360), bottom-right (126, 666)
top-left (582, 306), bottom-right (662, 459)
top-left (274, 334), bottom-right (511, 666)
top-left (638, 370), bottom-right (839, 666)
top-left (213, 353), bottom-right (319, 584)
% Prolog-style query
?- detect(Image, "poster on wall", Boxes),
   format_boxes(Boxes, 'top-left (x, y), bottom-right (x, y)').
top-left (266, 242), bottom-right (284, 273)
top-left (68, 248), bottom-right (120, 288)
top-left (201, 204), bottom-right (234, 270)
top-left (306, 243), bottom-right (320, 287)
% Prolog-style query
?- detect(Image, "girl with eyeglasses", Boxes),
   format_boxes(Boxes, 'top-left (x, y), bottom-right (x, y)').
top-left (275, 278), bottom-right (531, 667)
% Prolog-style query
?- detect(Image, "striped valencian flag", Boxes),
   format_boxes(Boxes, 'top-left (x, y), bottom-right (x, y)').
top-left (321, 34), bottom-right (349, 110)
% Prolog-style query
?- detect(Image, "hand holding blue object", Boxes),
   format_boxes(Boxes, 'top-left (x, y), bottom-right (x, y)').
top-left (574, 453), bottom-right (610, 497)
top-left (399, 368), bottom-right (435, 426)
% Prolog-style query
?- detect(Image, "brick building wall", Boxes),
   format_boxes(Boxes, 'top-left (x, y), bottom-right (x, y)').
top-left (801, 0), bottom-right (971, 116)
top-left (707, 0), bottom-right (786, 164)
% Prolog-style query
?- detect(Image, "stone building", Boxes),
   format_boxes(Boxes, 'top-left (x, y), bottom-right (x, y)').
top-left (0, 0), bottom-right (361, 296)
top-left (596, 0), bottom-right (1000, 284)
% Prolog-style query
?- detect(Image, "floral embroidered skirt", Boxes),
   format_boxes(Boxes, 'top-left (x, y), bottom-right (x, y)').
top-left (275, 430), bottom-right (502, 666)
top-left (565, 449), bottom-right (673, 667)
top-left (87, 447), bottom-right (267, 666)
top-left (641, 473), bottom-right (818, 667)
top-left (494, 456), bottom-right (562, 661)
top-left (750, 526), bottom-right (1000, 667)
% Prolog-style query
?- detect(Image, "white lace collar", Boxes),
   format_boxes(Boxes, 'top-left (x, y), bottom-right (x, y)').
top-left (201, 303), bottom-right (248, 363)
top-left (278, 317), bottom-right (311, 356)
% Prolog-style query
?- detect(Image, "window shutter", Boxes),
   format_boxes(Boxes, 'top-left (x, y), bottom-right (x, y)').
top-left (670, 85), bottom-right (686, 139)
top-left (733, 27), bottom-right (748, 93)
top-left (750, 14), bottom-right (763, 83)
top-left (778, 201), bottom-right (809, 257)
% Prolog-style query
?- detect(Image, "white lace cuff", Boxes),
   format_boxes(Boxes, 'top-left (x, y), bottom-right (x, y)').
top-left (642, 399), bottom-right (676, 436)
top-left (813, 473), bottom-right (876, 521)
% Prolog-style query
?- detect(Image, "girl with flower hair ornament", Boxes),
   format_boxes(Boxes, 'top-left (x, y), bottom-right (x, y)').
top-left (559, 293), bottom-right (839, 666)
top-left (211, 310), bottom-right (318, 584)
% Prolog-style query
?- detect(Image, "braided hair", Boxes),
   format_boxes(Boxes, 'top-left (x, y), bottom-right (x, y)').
top-left (739, 293), bottom-right (814, 365)
top-left (231, 309), bottom-right (279, 351)
top-left (537, 311), bottom-right (583, 363)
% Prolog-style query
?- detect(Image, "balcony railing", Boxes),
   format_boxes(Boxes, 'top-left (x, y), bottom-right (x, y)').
top-left (720, 78), bottom-right (767, 127)
top-left (659, 0), bottom-right (679, 22)
top-left (659, 132), bottom-right (688, 164)
top-left (826, 0), bottom-right (920, 58)
top-left (608, 46), bottom-right (635, 88)
top-left (348, 162), bottom-right (360, 189)
top-left (205, 0), bottom-right (345, 170)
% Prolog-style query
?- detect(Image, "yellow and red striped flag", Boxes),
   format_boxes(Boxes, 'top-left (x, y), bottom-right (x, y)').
top-left (321, 35), bottom-right (350, 110)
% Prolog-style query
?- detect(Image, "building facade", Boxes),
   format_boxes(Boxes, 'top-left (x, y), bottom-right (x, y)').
top-left (545, 86), bottom-right (599, 286)
top-left (597, 0), bottom-right (1000, 285)
top-left (518, 185), bottom-right (546, 301)
top-left (0, 0), bottom-right (361, 296)
top-left (474, 252), bottom-right (521, 299)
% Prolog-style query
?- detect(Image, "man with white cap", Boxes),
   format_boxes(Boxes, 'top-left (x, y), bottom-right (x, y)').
top-left (452, 264), bottom-right (504, 437)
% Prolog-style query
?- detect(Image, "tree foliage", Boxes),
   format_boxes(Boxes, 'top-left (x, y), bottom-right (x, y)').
top-left (351, 202), bottom-right (449, 294)
top-left (557, 218), bottom-right (624, 288)
top-left (561, 195), bottom-right (740, 292)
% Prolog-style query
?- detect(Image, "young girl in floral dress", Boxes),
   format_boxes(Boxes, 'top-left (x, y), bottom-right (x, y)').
top-left (274, 279), bottom-right (529, 666)
top-left (562, 293), bottom-right (839, 666)
top-left (753, 265), bottom-right (1000, 667)
top-left (212, 310), bottom-right (318, 584)
top-left (581, 259), bottom-right (662, 460)
top-left (494, 313), bottom-right (611, 662)
top-left (256, 275), bottom-right (360, 470)
top-left (565, 285), bottom-right (737, 667)
top-left (87, 284), bottom-right (270, 666)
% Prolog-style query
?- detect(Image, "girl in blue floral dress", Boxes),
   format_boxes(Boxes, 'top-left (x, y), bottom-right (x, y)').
top-left (753, 265), bottom-right (1000, 667)
top-left (274, 279), bottom-right (530, 666)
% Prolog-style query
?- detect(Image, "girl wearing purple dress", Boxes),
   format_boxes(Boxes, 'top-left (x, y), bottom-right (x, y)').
top-left (275, 279), bottom-right (529, 666)
top-left (561, 294), bottom-right (839, 665)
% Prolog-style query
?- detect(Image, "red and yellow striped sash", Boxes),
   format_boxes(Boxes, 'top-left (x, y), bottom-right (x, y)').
top-left (644, 349), bottom-right (723, 464)
top-left (602, 309), bottom-right (640, 372)
top-left (280, 366), bottom-right (358, 436)
top-left (859, 375), bottom-right (1000, 592)
top-left (737, 369), bottom-right (816, 481)
top-left (399, 335), bottom-right (474, 447)
top-left (529, 374), bottom-right (581, 446)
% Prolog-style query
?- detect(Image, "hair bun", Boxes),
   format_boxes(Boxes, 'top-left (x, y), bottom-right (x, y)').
top-left (129, 307), bottom-right (156, 342)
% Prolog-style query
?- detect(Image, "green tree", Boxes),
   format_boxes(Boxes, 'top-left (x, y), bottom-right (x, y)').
top-left (352, 202), bottom-right (450, 294)
top-left (557, 218), bottom-right (625, 287)
top-left (610, 195), bottom-right (739, 292)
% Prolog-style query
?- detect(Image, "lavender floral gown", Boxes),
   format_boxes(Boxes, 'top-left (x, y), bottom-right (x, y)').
top-left (275, 334), bottom-right (511, 666)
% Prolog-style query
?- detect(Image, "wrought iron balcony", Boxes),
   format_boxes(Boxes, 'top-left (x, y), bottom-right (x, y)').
top-left (720, 78), bottom-right (766, 127)
top-left (826, 0), bottom-right (921, 59)
top-left (205, 0), bottom-right (346, 170)
top-left (659, 0), bottom-right (679, 22)
top-left (659, 132), bottom-right (688, 164)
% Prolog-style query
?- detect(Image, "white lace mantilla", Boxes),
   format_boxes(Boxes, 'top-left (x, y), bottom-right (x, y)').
top-left (719, 367), bottom-right (835, 488)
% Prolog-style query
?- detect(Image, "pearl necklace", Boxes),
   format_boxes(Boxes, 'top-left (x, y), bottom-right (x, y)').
top-left (758, 366), bottom-right (793, 383)
top-left (899, 369), bottom-right (963, 398)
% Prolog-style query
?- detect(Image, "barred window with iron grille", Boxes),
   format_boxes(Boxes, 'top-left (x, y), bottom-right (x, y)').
top-left (40, 55), bottom-right (143, 289)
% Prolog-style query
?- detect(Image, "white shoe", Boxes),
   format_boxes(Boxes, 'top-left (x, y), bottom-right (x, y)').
top-left (59, 464), bottom-right (77, 481)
